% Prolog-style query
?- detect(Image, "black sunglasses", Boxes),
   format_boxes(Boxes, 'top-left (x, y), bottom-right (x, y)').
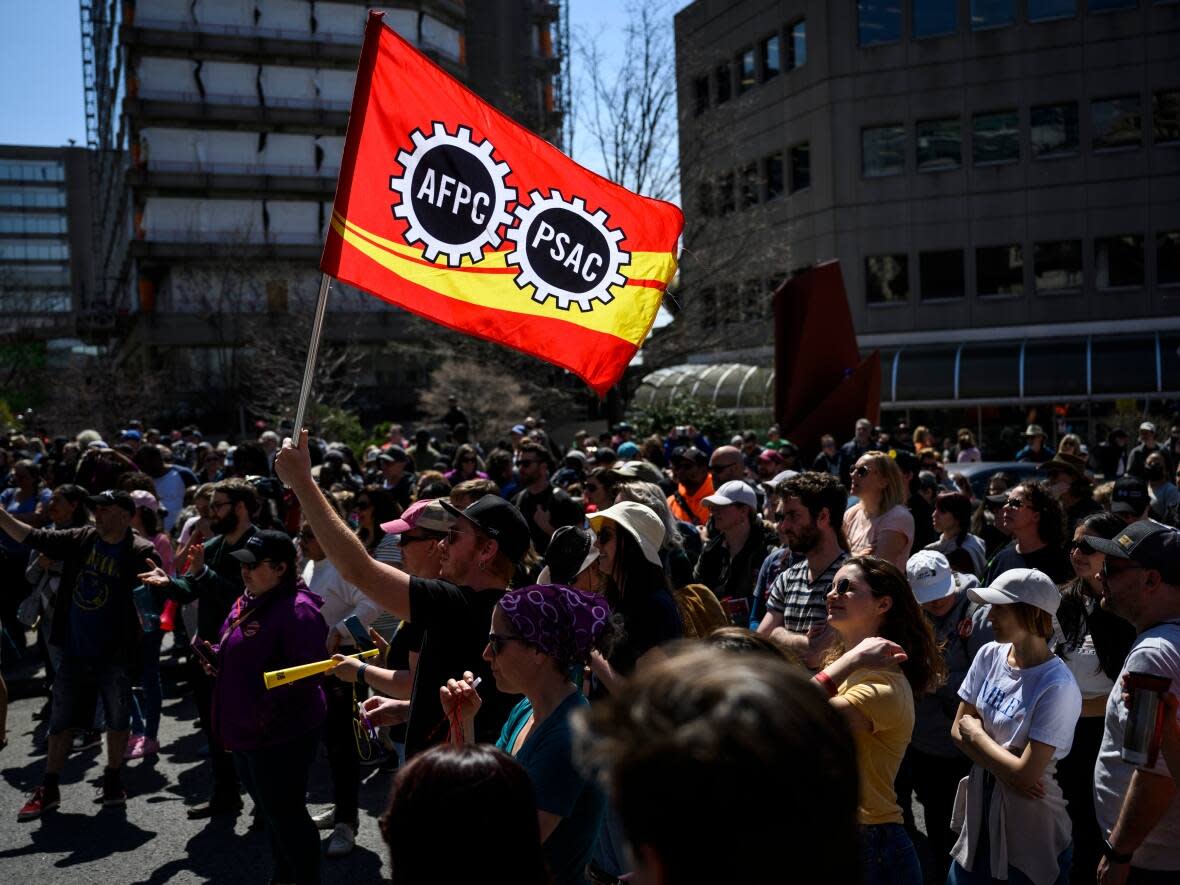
top-left (596, 527), bottom-right (615, 545)
top-left (832, 577), bottom-right (852, 595)
top-left (240, 559), bottom-right (275, 571)
top-left (1001, 497), bottom-right (1027, 510)
top-left (852, 465), bottom-right (871, 478)
top-left (487, 633), bottom-right (527, 656)
top-left (399, 533), bottom-right (434, 547)
top-left (1069, 539), bottom-right (1097, 556)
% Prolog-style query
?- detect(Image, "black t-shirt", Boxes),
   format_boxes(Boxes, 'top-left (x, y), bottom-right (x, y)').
top-left (984, 540), bottom-right (1073, 585)
top-left (608, 588), bottom-right (683, 678)
top-left (405, 577), bottom-right (516, 758)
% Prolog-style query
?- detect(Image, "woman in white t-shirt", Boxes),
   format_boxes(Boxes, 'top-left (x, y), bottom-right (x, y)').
top-left (1051, 512), bottom-right (1136, 881)
top-left (949, 568), bottom-right (1082, 885)
top-left (844, 451), bottom-right (915, 572)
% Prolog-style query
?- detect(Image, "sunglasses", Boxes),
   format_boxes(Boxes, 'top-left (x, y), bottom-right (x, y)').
top-left (832, 577), bottom-right (852, 595)
top-left (240, 559), bottom-right (274, 571)
top-left (852, 465), bottom-right (871, 478)
top-left (1102, 558), bottom-right (1146, 580)
top-left (1069, 539), bottom-right (1097, 556)
top-left (446, 527), bottom-right (475, 544)
top-left (1001, 497), bottom-right (1027, 510)
top-left (487, 633), bottom-right (527, 656)
top-left (596, 527), bottom-right (615, 545)
top-left (399, 533), bottom-right (434, 547)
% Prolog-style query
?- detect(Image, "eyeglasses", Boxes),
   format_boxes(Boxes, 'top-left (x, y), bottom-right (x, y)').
top-left (210, 500), bottom-right (233, 512)
top-left (446, 527), bottom-right (475, 545)
top-left (1069, 539), bottom-right (1097, 556)
top-left (852, 465), bottom-right (871, 478)
top-left (1001, 497), bottom-right (1027, 510)
top-left (487, 633), bottom-right (528, 656)
top-left (1102, 558), bottom-right (1146, 581)
top-left (240, 559), bottom-right (274, 571)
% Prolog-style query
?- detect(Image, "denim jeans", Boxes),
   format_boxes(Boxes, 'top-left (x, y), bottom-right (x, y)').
top-left (130, 630), bottom-right (164, 740)
top-left (946, 843), bottom-right (1072, 885)
top-left (234, 728), bottom-right (321, 885)
top-left (861, 822), bottom-right (923, 885)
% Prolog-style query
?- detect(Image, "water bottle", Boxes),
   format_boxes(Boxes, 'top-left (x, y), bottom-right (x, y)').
top-left (133, 584), bottom-right (160, 633)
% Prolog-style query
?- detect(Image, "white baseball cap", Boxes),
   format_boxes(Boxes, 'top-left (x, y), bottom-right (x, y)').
top-left (906, 549), bottom-right (954, 604)
top-left (588, 501), bottom-right (665, 567)
top-left (702, 480), bottom-right (757, 510)
top-left (968, 568), bottom-right (1061, 616)
top-left (761, 469), bottom-right (799, 492)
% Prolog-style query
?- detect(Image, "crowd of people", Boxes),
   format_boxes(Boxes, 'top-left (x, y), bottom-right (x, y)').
top-left (0, 408), bottom-right (1179, 885)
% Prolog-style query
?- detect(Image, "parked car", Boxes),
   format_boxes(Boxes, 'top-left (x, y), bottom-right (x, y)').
top-left (945, 461), bottom-right (1040, 500)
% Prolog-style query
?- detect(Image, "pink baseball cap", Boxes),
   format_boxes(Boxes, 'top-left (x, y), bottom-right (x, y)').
top-left (129, 489), bottom-right (160, 512)
top-left (380, 498), bottom-right (454, 535)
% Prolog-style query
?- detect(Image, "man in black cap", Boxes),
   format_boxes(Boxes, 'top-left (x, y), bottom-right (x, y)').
top-left (1089, 522), bottom-right (1180, 883)
top-left (667, 446), bottom-right (714, 527)
top-left (1111, 476), bottom-right (1153, 525)
top-left (378, 446), bottom-right (415, 510)
top-left (139, 477), bottom-right (259, 818)
top-left (2, 490), bottom-right (161, 821)
top-left (275, 431), bottom-right (526, 758)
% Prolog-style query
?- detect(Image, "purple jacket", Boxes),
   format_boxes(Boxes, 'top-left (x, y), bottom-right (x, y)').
top-left (212, 579), bottom-right (328, 752)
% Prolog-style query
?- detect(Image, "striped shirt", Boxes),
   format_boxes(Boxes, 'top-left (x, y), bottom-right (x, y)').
top-left (765, 551), bottom-right (848, 634)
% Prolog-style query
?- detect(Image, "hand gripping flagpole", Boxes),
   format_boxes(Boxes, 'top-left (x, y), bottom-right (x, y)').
top-left (292, 273), bottom-right (334, 438)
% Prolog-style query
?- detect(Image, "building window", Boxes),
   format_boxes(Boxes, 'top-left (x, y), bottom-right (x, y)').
top-left (737, 48), bottom-right (756, 95)
top-left (913, 0), bottom-right (959, 37)
top-left (0, 213), bottom-right (67, 234)
top-left (1153, 90), bottom-right (1180, 145)
top-left (789, 142), bottom-right (811, 192)
top-left (761, 35), bottom-right (781, 81)
top-left (718, 171), bottom-right (735, 215)
top-left (920, 250), bottom-right (966, 300)
top-left (977, 245), bottom-right (1024, 296)
top-left (1095, 235), bottom-right (1144, 289)
top-left (0, 161), bottom-right (65, 182)
top-left (739, 163), bottom-right (759, 208)
top-left (971, 0), bottom-right (1016, 30)
top-left (1088, 0), bottom-right (1137, 11)
top-left (1092, 95), bottom-right (1142, 151)
top-left (715, 62), bottom-right (732, 104)
top-left (862, 125), bottom-right (905, 177)
top-left (1159, 232), bottom-right (1180, 286)
top-left (764, 152), bottom-right (784, 200)
top-left (973, 110), bottom-right (1020, 165)
top-left (916, 118), bottom-right (962, 171)
top-left (858, 1), bottom-right (902, 46)
top-left (697, 180), bottom-right (713, 218)
top-left (1031, 102), bottom-right (1080, 158)
top-left (1034, 240), bottom-right (1083, 292)
top-left (0, 187), bottom-right (66, 208)
top-left (693, 76), bottom-right (710, 115)
top-left (0, 239), bottom-right (69, 260)
top-left (1028, 0), bottom-right (1077, 21)
top-left (865, 254), bottom-right (910, 303)
top-left (789, 20), bottom-right (807, 68)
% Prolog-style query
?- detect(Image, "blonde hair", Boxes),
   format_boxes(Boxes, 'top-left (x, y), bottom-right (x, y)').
top-left (861, 451), bottom-right (908, 514)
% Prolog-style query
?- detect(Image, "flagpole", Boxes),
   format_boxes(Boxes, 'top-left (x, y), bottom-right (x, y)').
top-left (292, 272), bottom-right (334, 440)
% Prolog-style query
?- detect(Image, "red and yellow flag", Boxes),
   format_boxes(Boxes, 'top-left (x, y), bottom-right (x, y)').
top-left (321, 12), bottom-right (683, 395)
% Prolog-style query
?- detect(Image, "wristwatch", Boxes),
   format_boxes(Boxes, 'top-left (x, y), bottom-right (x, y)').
top-left (1101, 838), bottom-right (1132, 865)
top-left (356, 662), bottom-right (368, 688)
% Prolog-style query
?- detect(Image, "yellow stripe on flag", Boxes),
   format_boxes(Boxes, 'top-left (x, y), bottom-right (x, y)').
top-left (331, 212), bottom-right (673, 347)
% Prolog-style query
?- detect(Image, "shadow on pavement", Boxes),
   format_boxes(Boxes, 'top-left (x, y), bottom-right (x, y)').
top-left (0, 808), bottom-right (154, 867)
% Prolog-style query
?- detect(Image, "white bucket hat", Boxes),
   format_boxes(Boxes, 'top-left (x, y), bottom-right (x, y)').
top-left (588, 500), bottom-right (665, 567)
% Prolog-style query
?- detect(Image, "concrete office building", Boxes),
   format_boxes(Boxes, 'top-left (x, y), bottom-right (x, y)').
top-left (0, 145), bottom-right (98, 398)
top-left (662, 0), bottom-right (1180, 440)
top-left (82, 0), bottom-right (564, 425)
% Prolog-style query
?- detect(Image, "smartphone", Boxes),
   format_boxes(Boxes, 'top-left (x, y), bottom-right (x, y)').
top-left (722, 597), bottom-right (751, 627)
top-left (342, 615), bottom-right (376, 651)
top-left (190, 637), bottom-right (219, 676)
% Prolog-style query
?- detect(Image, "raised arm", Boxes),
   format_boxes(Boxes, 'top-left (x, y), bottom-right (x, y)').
top-left (0, 506), bottom-right (33, 545)
top-left (275, 430), bottom-right (412, 619)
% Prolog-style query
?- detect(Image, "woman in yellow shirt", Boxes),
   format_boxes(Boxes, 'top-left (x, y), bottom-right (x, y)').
top-left (813, 555), bottom-right (946, 885)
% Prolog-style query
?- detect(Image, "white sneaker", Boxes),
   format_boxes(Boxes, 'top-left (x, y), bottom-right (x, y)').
top-left (326, 822), bottom-right (355, 858)
top-left (311, 807), bottom-right (335, 830)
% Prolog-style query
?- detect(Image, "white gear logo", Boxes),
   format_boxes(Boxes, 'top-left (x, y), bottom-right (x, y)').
top-left (505, 190), bottom-right (630, 312)
top-left (390, 122), bottom-right (516, 267)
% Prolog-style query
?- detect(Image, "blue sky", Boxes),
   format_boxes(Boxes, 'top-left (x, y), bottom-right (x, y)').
top-left (0, 0), bottom-right (689, 177)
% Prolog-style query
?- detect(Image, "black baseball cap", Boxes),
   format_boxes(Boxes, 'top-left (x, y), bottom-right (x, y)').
top-left (540, 525), bottom-right (599, 584)
top-left (230, 530), bottom-right (297, 566)
top-left (670, 445), bottom-right (708, 466)
top-left (87, 490), bottom-right (135, 514)
top-left (379, 446), bottom-right (409, 463)
top-left (1089, 522), bottom-right (1180, 584)
top-left (439, 495), bottom-right (531, 563)
top-left (1111, 476), bottom-right (1150, 516)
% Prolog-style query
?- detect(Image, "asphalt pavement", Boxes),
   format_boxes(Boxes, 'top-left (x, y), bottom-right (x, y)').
top-left (0, 635), bottom-right (394, 884)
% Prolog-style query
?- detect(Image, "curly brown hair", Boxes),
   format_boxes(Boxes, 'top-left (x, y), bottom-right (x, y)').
top-left (837, 556), bottom-right (947, 696)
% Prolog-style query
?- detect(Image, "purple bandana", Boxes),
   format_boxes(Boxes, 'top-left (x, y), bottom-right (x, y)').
top-left (498, 584), bottom-right (611, 664)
